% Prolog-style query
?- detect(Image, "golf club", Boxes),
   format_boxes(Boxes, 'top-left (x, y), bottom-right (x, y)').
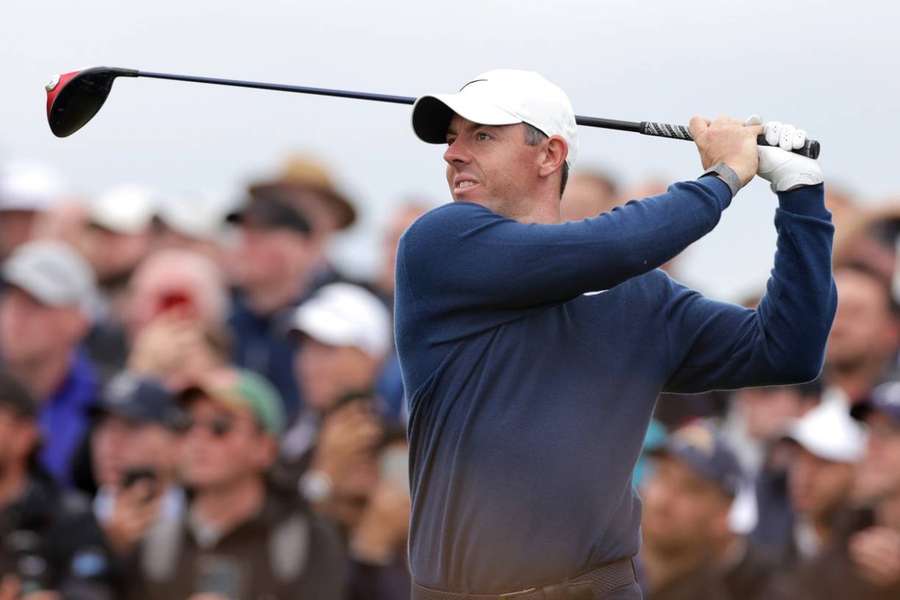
top-left (45, 66), bottom-right (821, 159)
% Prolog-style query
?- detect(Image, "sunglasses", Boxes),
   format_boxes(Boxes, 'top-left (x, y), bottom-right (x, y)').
top-left (183, 415), bottom-right (235, 438)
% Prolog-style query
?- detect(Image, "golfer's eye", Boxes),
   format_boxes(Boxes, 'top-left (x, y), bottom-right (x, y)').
top-left (476, 131), bottom-right (491, 141)
top-left (446, 136), bottom-right (457, 145)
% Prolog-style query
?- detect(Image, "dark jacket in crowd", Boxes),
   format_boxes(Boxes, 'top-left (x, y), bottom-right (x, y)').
top-left (645, 542), bottom-right (777, 600)
top-left (0, 468), bottom-right (120, 598)
top-left (229, 290), bottom-right (305, 421)
top-left (125, 489), bottom-right (346, 600)
top-left (768, 509), bottom-right (900, 600)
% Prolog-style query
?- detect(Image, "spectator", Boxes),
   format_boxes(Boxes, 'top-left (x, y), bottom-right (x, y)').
top-left (279, 282), bottom-right (410, 596)
top-left (281, 283), bottom-right (391, 492)
top-left (559, 167), bottom-right (620, 221)
top-left (127, 368), bottom-right (345, 600)
top-left (0, 370), bottom-right (114, 598)
top-left (0, 162), bottom-right (66, 261)
top-left (723, 383), bottom-right (822, 551)
top-left (225, 183), bottom-right (326, 419)
top-left (81, 185), bottom-right (157, 304)
top-left (779, 401), bottom-right (866, 564)
top-left (640, 422), bottom-right (775, 600)
top-left (347, 433), bottom-right (412, 600)
top-left (0, 240), bottom-right (99, 485)
top-left (80, 185), bottom-right (157, 384)
top-left (125, 249), bottom-right (230, 389)
top-left (87, 373), bottom-right (186, 560)
top-left (770, 381), bottom-right (900, 598)
top-left (724, 383), bottom-right (820, 479)
top-left (825, 265), bottom-right (899, 406)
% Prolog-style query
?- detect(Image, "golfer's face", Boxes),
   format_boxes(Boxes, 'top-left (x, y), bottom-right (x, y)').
top-left (443, 115), bottom-right (537, 205)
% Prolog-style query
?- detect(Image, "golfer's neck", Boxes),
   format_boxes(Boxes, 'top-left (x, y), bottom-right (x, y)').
top-left (498, 191), bottom-right (562, 225)
top-left (517, 202), bottom-right (561, 224)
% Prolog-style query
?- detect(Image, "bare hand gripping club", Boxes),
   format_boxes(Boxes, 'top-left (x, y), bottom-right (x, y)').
top-left (45, 67), bottom-right (821, 159)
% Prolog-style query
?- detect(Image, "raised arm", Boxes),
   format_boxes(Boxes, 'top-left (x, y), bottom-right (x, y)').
top-left (401, 177), bottom-right (733, 311)
top-left (664, 183), bottom-right (836, 393)
top-left (400, 116), bottom-right (763, 313)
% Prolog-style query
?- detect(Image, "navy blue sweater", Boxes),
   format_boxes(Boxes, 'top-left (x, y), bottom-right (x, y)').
top-left (394, 177), bottom-right (836, 593)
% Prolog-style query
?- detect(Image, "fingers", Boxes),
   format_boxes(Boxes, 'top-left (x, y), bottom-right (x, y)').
top-left (764, 121), bottom-right (808, 151)
top-left (688, 116), bottom-right (709, 139)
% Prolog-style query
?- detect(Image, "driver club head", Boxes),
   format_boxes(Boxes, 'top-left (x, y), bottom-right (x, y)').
top-left (45, 67), bottom-right (138, 137)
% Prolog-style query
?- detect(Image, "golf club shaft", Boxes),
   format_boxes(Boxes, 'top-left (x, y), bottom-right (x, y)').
top-left (135, 70), bottom-right (819, 158)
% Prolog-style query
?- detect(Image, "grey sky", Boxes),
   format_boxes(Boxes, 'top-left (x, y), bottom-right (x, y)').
top-left (3, 0), bottom-right (898, 298)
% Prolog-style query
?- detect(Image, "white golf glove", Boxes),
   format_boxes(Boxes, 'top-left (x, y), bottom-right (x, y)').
top-left (745, 115), bottom-right (823, 192)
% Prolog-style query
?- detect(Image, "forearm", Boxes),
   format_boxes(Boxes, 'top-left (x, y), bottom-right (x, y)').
top-left (664, 183), bottom-right (836, 392)
top-left (757, 183), bottom-right (836, 379)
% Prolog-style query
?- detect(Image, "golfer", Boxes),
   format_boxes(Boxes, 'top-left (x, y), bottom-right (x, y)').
top-left (395, 69), bottom-right (834, 600)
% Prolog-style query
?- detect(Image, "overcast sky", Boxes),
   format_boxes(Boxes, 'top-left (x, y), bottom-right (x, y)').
top-left (3, 0), bottom-right (898, 299)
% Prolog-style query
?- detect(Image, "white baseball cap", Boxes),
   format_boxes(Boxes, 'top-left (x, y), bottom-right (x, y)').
top-left (290, 283), bottom-right (391, 359)
top-left (156, 192), bottom-right (228, 242)
top-left (0, 162), bottom-right (66, 213)
top-left (785, 401), bottom-right (866, 463)
top-left (2, 239), bottom-right (96, 314)
top-left (412, 69), bottom-right (578, 166)
top-left (89, 185), bottom-right (157, 235)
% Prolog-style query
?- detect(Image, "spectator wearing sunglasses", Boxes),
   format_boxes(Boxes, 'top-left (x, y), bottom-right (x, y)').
top-left (126, 367), bottom-right (345, 600)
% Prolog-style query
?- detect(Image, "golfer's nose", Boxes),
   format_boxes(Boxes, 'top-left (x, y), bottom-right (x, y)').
top-left (443, 138), bottom-right (470, 165)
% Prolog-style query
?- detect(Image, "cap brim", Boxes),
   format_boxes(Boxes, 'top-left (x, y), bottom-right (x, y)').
top-left (412, 93), bottom-right (522, 144)
top-left (177, 383), bottom-right (247, 418)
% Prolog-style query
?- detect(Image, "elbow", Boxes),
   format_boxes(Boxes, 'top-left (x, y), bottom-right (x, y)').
top-left (772, 353), bottom-right (824, 385)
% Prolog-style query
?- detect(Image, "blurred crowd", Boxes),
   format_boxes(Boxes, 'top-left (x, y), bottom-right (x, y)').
top-left (0, 156), bottom-right (898, 600)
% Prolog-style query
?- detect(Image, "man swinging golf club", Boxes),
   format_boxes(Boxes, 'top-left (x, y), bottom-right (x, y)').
top-left (395, 69), bottom-right (835, 600)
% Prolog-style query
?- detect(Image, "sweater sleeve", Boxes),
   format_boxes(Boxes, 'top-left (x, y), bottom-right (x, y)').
top-left (663, 183), bottom-right (836, 393)
top-left (401, 176), bottom-right (733, 311)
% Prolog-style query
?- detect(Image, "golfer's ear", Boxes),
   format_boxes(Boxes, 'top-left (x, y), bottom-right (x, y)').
top-left (539, 135), bottom-right (568, 178)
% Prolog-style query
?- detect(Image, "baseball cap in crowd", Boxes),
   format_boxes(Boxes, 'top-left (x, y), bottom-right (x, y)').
top-left (852, 380), bottom-right (900, 426)
top-left (0, 161), bottom-right (65, 213)
top-left (412, 69), bottom-right (579, 166)
top-left (156, 193), bottom-right (228, 242)
top-left (178, 368), bottom-right (285, 436)
top-left (649, 421), bottom-right (743, 497)
top-left (90, 372), bottom-right (182, 429)
top-left (784, 400), bottom-right (866, 463)
top-left (0, 370), bottom-right (37, 419)
top-left (89, 185), bottom-right (157, 235)
top-left (226, 187), bottom-right (311, 235)
top-left (289, 283), bottom-right (391, 360)
top-left (2, 239), bottom-right (96, 314)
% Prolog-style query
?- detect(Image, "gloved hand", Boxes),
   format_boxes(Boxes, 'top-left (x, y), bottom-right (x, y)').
top-left (745, 115), bottom-right (823, 192)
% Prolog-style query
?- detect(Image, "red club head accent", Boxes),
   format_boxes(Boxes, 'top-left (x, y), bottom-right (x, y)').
top-left (45, 67), bottom-right (138, 137)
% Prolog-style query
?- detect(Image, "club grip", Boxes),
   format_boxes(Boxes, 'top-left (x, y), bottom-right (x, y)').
top-left (640, 121), bottom-right (821, 159)
top-left (756, 134), bottom-right (820, 159)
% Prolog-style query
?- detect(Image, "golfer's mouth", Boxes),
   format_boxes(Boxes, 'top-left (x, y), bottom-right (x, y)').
top-left (453, 178), bottom-right (480, 194)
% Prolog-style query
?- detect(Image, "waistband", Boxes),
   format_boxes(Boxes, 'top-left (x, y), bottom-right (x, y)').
top-left (412, 558), bottom-right (637, 600)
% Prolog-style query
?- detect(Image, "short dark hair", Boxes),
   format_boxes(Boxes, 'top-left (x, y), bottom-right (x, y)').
top-left (523, 123), bottom-right (569, 196)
